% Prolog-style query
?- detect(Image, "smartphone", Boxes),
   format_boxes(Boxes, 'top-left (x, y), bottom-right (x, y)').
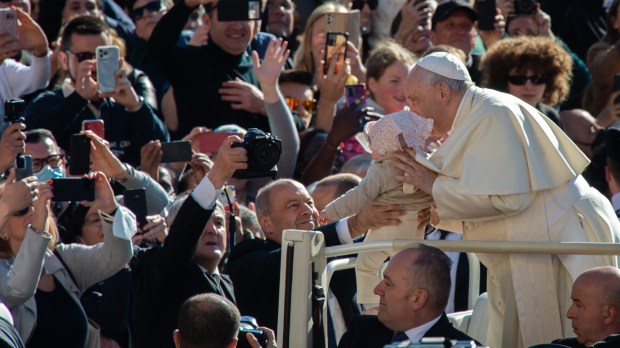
top-left (0, 9), bottom-right (19, 52)
top-left (345, 84), bottom-right (367, 108)
top-left (324, 31), bottom-right (348, 75)
top-left (70, 134), bottom-right (91, 175)
top-left (218, 0), bottom-right (261, 21)
top-left (15, 155), bottom-right (33, 180)
top-left (613, 73), bottom-right (620, 105)
top-left (326, 11), bottom-right (360, 50)
top-left (82, 119), bottom-right (105, 139)
top-left (4, 99), bottom-right (25, 124)
top-left (124, 188), bottom-right (147, 227)
top-left (51, 178), bottom-right (95, 202)
top-left (96, 45), bottom-right (120, 93)
top-left (199, 132), bottom-right (242, 154)
top-left (475, 0), bottom-right (497, 31)
top-left (160, 141), bottom-right (192, 163)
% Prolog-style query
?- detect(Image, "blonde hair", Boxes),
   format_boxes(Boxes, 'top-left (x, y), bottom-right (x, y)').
top-left (292, 2), bottom-right (348, 76)
top-left (0, 184), bottom-right (58, 259)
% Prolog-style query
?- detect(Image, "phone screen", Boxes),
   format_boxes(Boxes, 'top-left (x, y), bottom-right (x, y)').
top-left (324, 31), bottom-right (348, 75)
top-left (160, 141), bottom-right (192, 163)
top-left (83, 120), bottom-right (105, 139)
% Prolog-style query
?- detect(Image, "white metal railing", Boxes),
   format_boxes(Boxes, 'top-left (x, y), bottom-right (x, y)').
top-left (277, 229), bottom-right (620, 348)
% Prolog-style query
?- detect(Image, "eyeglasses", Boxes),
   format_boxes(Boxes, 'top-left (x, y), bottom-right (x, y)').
top-left (267, 0), bottom-right (294, 13)
top-left (351, 0), bottom-right (378, 10)
top-left (66, 51), bottom-right (95, 62)
top-left (507, 75), bottom-right (547, 86)
top-left (32, 154), bottom-right (64, 173)
top-left (285, 97), bottom-right (316, 113)
top-left (129, 0), bottom-right (163, 22)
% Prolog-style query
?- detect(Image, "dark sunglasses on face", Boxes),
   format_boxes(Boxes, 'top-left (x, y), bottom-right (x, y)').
top-left (129, 0), bottom-right (162, 22)
top-left (507, 75), bottom-right (547, 86)
top-left (351, 0), bottom-right (378, 10)
top-left (285, 97), bottom-right (316, 113)
top-left (67, 51), bottom-right (95, 62)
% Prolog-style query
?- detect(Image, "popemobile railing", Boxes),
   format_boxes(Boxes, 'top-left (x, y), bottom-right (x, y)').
top-left (276, 229), bottom-right (620, 348)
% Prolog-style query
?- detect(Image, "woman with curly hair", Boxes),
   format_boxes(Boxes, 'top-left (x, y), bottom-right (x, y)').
top-left (479, 36), bottom-right (572, 128)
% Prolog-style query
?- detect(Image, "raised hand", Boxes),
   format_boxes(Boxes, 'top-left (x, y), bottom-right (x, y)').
top-left (206, 135), bottom-right (247, 189)
top-left (219, 78), bottom-right (266, 115)
top-left (15, 7), bottom-right (48, 57)
top-left (252, 38), bottom-right (290, 102)
top-left (100, 64), bottom-right (142, 111)
top-left (85, 130), bottom-right (128, 180)
top-left (0, 122), bottom-right (26, 172)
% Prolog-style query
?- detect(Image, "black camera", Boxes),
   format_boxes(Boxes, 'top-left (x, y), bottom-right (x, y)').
top-left (232, 128), bottom-right (281, 179)
top-left (514, 0), bottom-right (537, 14)
top-left (4, 98), bottom-right (25, 124)
top-left (237, 316), bottom-right (268, 348)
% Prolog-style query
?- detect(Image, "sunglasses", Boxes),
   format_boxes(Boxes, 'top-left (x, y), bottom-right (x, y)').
top-left (129, 0), bottom-right (162, 22)
top-left (67, 51), bottom-right (95, 62)
top-left (351, 0), bottom-right (378, 10)
top-left (507, 75), bottom-right (547, 86)
top-left (285, 97), bottom-right (316, 113)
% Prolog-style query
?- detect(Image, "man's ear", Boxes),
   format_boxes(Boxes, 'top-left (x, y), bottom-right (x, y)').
top-left (435, 81), bottom-right (451, 105)
top-left (173, 329), bottom-right (181, 348)
top-left (603, 305), bottom-right (618, 324)
top-left (258, 215), bottom-right (272, 236)
top-left (58, 50), bottom-right (69, 72)
top-left (409, 288), bottom-right (429, 310)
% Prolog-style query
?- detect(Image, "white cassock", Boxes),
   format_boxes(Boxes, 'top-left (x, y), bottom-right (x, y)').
top-left (416, 86), bottom-right (620, 348)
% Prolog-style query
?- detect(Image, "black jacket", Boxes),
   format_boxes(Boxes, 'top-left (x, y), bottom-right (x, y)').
top-left (148, 1), bottom-right (269, 138)
top-left (131, 196), bottom-right (234, 348)
top-left (24, 89), bottom-right (169, 167)
top-left (338, 313), bottom-right (478, 348)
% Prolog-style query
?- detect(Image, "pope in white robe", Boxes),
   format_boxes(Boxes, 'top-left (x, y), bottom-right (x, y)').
top-left (394, 52), bottom-right (620, 348)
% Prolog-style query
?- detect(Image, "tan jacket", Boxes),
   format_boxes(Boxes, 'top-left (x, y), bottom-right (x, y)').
top-left (325, 158), bottom-right (433, 220)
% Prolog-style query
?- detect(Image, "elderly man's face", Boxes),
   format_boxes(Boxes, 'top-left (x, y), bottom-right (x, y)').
top-left (373, 250), bottom-right (419, 331)
top-left (209, 8), bottom-right (255, 56)
top-left (430, 11), bottom-right (476, 54)
top-left (260, 181), bottom-right (319, 244)
top-left (566, 276), bottom-right (611, 346)
top-left (405, 67), bottom-right (444, 131)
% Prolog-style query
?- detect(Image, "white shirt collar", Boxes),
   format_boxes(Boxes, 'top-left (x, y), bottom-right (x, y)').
top-left (198, 264), bottom-right (220, 277)
top-left (403, 314), bottom-right (442, 343)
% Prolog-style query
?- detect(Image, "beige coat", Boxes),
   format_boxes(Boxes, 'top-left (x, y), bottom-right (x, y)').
top-left (324, 158), bottom-right (433, 220)
top-left (416, 86), bottom-right (620, 348)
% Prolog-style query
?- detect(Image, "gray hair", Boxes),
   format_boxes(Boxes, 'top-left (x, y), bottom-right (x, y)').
top-left (416, 66), bottom-right (474, 93)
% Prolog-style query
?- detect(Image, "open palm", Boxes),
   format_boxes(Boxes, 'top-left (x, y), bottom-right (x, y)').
top-left (252, 38), bottom-right (290, 88)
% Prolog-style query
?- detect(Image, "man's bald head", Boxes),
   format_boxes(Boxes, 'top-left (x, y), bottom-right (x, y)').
top-left (576, 266), bottom-right (620, 308)
top-left (560, 109), bottom-right (602, 158)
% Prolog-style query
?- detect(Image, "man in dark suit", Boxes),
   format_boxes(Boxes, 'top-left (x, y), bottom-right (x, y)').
top-left (228, 178), bottom-right (403, 332)
top-left (339, 244), bottom-right (478, 347)
top-left (132, 137), bottom-right (247, 348)
top-left (552, 266), bottom-right (620, 348)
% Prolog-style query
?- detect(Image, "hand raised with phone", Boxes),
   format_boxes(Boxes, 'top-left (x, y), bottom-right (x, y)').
top-left (31, 181), bottom-right (53, 232)
top-left (0, 122), bottom-right (26, 173)
top-left (81, 171), bottom-right (118, 215)
top-left (14, 7), bottom-right (48, 57)
top-left (99, 65), bottom-right (142, 111)
top-left (0, 169), bottom-right (38, 218)
top-left (84, 130), bottom-right (129, 181)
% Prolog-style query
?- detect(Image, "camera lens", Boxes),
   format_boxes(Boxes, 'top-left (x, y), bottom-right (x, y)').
top-left (253, 141), bottom-right (280, 168)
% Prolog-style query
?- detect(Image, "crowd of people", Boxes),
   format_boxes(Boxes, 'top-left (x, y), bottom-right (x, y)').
top-left (0, 0), bottom-right (619, 347)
